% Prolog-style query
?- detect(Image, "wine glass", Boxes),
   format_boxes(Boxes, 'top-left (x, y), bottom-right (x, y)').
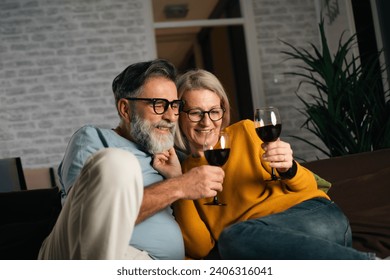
top-left (203, 130), bottom-right (230, 206)
top-left (254, 107), bottom-right (282, 181)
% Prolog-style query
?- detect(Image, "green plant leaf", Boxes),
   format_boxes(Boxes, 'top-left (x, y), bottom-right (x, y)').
top-left (282, 18), bottom-right (389, 157)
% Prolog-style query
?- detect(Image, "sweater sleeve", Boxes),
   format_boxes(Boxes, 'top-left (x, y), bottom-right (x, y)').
top-left (277, 161), bottom-right (319, 193)
top-left (173, 199), bottom-right (215, 259)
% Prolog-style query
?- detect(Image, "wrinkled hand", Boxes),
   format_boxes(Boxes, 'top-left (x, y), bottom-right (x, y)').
top-left (152, 147), bottom-right (182, 178)
top-left (179, 165), bottom-right (225, 200)
top-left (261, 138), bottom-right (293, 173)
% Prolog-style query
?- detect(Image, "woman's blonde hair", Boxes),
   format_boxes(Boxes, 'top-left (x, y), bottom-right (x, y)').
top-left (175, 69), bottom-right (231, 153)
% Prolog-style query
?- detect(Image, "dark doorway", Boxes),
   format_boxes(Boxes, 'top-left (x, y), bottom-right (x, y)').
top-left (174, 0), bottom-right (253, 123)
top-left (351, 0), bottom-right (388, 88)
top-left (373, 0), bottom-right (390, 83)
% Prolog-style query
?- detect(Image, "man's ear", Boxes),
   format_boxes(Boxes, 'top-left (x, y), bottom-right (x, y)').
top-left (117, 99), bottom-right (131, 123)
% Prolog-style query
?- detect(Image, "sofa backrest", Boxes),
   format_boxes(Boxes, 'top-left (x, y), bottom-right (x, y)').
top-left (302, 148), bottom-right (390, 183)
top-left (0, 157), bottom-right (27, 192)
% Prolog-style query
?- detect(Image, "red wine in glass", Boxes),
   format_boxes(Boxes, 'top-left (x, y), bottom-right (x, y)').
top-left (254, 107), bottom-right (282, 181)
top-left (204, 148), bottom-right (230, 166)
top-left (203, 130), bottom-right (230, 206)
top-left (255, 124), bottom-right (282, 142)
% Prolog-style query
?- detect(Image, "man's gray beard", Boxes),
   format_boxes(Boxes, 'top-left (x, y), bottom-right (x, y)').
top-left (130, 113), bottom-right (176, 154)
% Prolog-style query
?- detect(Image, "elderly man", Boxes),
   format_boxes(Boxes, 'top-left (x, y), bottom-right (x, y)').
top-left (38, 59), bottom-right (224, 260)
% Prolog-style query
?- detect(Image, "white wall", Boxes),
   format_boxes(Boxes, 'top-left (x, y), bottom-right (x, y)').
top-left (0, 0), bottom-right (362, 168)
top-left (0, 0), bottom-right (155, 167)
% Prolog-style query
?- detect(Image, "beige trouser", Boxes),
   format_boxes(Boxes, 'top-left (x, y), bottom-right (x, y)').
top-left (38, 148), bottom-right (152, 260)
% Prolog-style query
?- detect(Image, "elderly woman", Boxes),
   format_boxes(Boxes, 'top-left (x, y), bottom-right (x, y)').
top-left (154, 69), bottom-right (376, 260)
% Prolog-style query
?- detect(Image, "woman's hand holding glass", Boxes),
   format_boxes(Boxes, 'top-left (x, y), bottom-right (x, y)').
top-left (261, 140), bottom-right (294, 174)
top-left (254, 107), bottom-right (293, 181)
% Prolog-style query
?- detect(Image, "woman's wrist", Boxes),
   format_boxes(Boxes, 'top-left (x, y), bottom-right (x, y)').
top-left (277, 160), bottom-right (297, 179)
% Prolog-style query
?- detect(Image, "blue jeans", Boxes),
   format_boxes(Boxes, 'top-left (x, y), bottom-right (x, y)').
top-left (218, 198), bottom-right (376, 259)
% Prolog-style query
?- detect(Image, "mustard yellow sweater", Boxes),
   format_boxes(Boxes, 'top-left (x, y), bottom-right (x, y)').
top-left (173, 119), bottom-right (329, 259)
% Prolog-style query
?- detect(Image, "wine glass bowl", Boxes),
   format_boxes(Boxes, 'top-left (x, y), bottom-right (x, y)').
top-left (254, 107), bottom-right (282, 181)
top-left (203, 130), bottom-right (230, 206)
top-left (204, 132), bottom-right (230, 167)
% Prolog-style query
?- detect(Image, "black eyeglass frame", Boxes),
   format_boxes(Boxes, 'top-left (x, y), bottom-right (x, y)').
top-left (125, 97), bottom-right (184, 115)
top-left (182, 108), bottom-right (226, 122)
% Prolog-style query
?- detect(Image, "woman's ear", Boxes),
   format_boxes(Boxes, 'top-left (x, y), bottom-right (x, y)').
top-left (117, 99), bottom-right (131, 123)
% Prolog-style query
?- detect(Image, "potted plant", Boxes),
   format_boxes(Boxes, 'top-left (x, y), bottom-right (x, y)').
top-left (282, 19), bottom-right (390, 157)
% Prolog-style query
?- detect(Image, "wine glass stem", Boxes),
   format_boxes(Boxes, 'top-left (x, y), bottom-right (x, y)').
top-left (271, 168), bottom-right (277, 180)
top-left (213, 196), bottom-right (219, 204)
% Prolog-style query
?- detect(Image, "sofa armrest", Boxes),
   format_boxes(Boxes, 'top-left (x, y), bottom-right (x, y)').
top-left (0, 187), bottom-right (62, 259)
top-left (302, 148), bottom-right (390, 258)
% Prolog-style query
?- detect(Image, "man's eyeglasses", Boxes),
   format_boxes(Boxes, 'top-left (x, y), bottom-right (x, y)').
top-left (125, 98), bottom-right (184, 115)
top-left (182, 108), bottom-right (225, 122)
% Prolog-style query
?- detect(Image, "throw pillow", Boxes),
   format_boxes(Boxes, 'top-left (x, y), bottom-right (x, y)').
top-left (312, 172), bottom-right (332, 193)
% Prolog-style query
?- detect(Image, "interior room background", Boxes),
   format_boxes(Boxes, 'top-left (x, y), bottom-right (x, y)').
top-left (0, 0), bottom-right (387, 169)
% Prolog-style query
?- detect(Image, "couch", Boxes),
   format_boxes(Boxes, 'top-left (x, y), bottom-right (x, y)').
top-left (0, 187), bottom-right (61, 259)
top-left (302, 148), bottom-right (390, 258)
top-left (1, 149), bottom-right (389, 259)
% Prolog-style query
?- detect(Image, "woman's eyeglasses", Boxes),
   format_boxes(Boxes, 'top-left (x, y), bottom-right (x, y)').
top-left (182, 108), bottom-right (225, 122)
